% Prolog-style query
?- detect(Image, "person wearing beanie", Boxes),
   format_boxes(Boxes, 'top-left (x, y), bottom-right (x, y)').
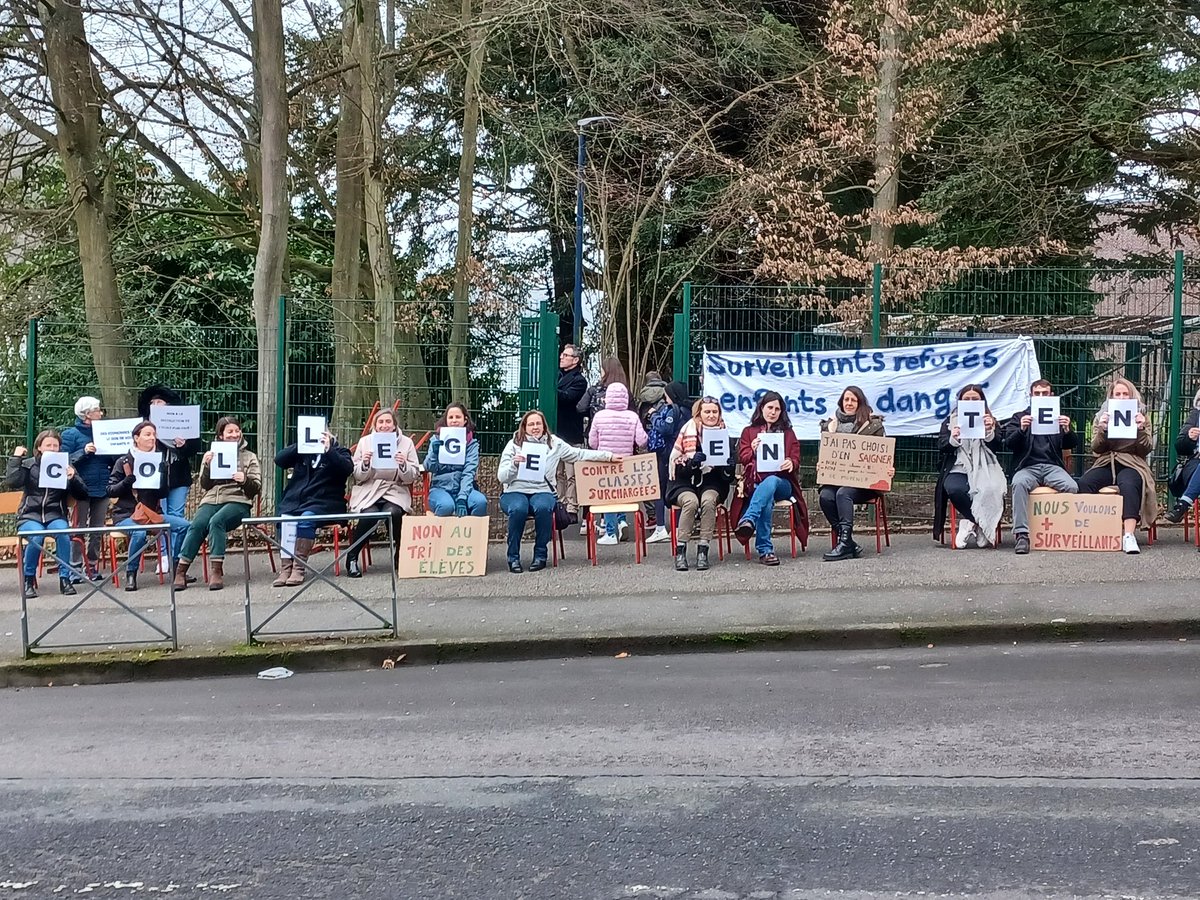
top-left (60, 395), bottom-right (116, 581)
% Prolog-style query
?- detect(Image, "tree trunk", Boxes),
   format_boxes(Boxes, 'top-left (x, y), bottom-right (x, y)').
top-left (251, 0), bottom-right (288, 511)
top-left (868, 0), bottom-right (903, 264)
top-left (37, 0), bottom-right (134, 413)
top-left (330, 1), bottom-right (373, 441)
top-left (449, 2), bottom-right (485, 409)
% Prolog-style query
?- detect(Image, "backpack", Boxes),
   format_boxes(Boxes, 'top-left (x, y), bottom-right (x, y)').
top-left (646, 404), bottom-right (678, 452)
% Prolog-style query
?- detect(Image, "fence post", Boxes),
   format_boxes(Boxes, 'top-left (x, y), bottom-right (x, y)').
top-left (25, 318), bottom-right (37, 446)
top-left (538, 302), bottom-right (560, 431)
top-left (870, 263), bottom-right (882, 348)
top-left (1170, 249), bottom-right (1185, 473)
top-left (673, 282), bottom-right (692, 384)
top-left (274, 294), bottom-right (288, 505)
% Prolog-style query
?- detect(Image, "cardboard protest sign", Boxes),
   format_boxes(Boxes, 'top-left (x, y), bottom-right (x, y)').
top-left (148, 404), bottom-right (201, 441)
top-left (370, 433), bottom-right (398, 470)
top-left (1107, 399), bottom-right (1139, 439)
top-left (755, 432), bottom-right (785, 473)
top-left (574, 454), bottom-right (661, 504)
top-left (297, 416), bottom-right (326, 454)
top-left (1029, 495), bottom-right (1122, 551)
top-left (516, 442), bottom-right (547, 482)
top-left (957, 400), bottom-right (987, 439)
top-left (92, 417), bottom-right (141, 456)
top-left (132, 451), bottom-right (163, 488)
top-left (700, 428), bottom-right (730, 467)
top-left (210, 441), bottom-right (238, 479)
top-left (397, 515), bottom-right (488, 578)
top-left (38, 452), bottom-right (68, 489)
top-left (1030, 397), bottom-right (1060, 436)
top-left (815, 433), bottom-right (896, 491)
top-left (438, 427), bottom-right (467, 466)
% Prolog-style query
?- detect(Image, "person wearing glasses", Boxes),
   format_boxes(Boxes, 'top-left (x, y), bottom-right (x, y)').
top-left (667, 397), bottom-right (734, 571)
top-left (60, 396), bottom-right (116, 582)
top-left (555, 343), bottom-right (588, 521)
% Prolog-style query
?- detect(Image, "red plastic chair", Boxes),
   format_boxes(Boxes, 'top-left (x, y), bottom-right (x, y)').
top-left (668, 504), bottom-right (734, 560)
top-left (827, 494), bottom-right (891, 554)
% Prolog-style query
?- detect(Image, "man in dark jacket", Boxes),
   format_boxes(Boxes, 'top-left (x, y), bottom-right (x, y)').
top-left (59, 396), bottom-right (116, 580)
top-left (1001, 379), bottom-right (1078, 555)
top-left (555, 344), bottom-right (588, 516)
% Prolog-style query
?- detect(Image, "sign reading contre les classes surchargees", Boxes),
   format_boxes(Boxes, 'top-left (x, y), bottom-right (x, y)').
top-left (573, 454), bottom-right (661, 505)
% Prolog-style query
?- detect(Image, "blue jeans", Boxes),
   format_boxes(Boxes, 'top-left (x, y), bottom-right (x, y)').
top-left (18, 518), bottom-right (72, 578)
top-left (1182, 463), bottom-right (1200, 502)
top-left (280, 510), bottom-right (319, 543)
top-left (117, 514), bottom-right (190, 572)
top-left (741, 475), bottom-right (793, 556)
top-left (500, 491), bottom-right (556, 563)
top-left (604, 512), bottom-right (627, 536)
top-left (164, 484), bottom-right (190, 520)
top-left (428, 487), bottom-right (488, 517)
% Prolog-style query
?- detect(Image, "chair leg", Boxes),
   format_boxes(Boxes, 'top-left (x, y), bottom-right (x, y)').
top-left (669, 507), bottom-right (677, 554)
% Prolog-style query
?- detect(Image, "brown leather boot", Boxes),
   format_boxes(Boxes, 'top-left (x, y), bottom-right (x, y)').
top-left (286, 537), bottom-right (314, 586)
top-left (173, 558), bottom-right (192, 591)
top-left (208, 558), bottom-right (224, 591)
top-left (272, 557), bottom-right (293, 587)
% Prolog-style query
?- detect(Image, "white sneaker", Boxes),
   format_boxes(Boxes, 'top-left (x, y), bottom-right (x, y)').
top-left (954, 518), bottom-right (975, 549)
top-left (975, 526), bottom-right (992, 548)
top-left (596, 534), bottom-right (618, 546)
top-left (579, 522), bottom-right (588, 536)
top-left (646, 526), bottom-right (670, 544)
top-left (618, 520), bottom-right (629, 542)
top-left (1122, 533), bottom-right (1140, 555)
top-left (157, 558), bottom-right (170, 575)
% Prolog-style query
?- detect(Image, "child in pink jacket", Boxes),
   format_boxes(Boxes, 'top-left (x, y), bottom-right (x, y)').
top-left (588, 382), bottom-right (647, 543)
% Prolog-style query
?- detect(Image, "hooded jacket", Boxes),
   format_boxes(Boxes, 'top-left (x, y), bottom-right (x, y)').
top-left (60, 418), bottom-right (117, 497)
top-left (424, 432), bottom-right (482, 503)
top-left (647, 382), bottom-right (691, 456)
top-left (6, 454), bottom-right (89, 525)
top-left (587, 384), bottom-right (647, 455)
top-left (197, 440), bottom-right (261, 507)
top-left (276, 441), bottom-right (355, 517)
top-left (137, 385), bottom-right (203, 490)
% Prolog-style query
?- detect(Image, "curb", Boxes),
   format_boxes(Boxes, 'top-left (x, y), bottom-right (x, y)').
top-left (3, 618), bottom-right (1199, 688)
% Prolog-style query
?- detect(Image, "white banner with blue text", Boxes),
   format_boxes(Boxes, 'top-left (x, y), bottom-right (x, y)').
top-left (702, 338), bottom-right (1041, 439)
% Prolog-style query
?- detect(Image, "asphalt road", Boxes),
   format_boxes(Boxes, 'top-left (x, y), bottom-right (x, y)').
top-left (2, 643), bottom-right (1199, 898)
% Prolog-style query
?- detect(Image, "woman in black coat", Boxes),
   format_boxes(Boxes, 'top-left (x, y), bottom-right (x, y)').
top-left (273, 428), bottom-right (354, 587)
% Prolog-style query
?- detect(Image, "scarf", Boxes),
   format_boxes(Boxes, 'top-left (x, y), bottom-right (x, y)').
top-left (835, 409), bottom-right (858, 433)
top-left (949, 409), bottom-right (1006, 537)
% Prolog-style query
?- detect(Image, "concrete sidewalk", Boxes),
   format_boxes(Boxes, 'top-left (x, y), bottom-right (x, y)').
top-left (2, 527), bottom-right (1198, 685)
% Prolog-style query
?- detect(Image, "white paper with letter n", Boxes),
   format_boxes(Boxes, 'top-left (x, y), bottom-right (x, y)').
top-left (38, 452), bottom-right (68, 489)
top-left (1107, 399), bottom-right (1139, 440)
top-left (132, 450), bottom-right (163, 488)
top-left (370, 433), bottom-right (398, 470)
top-left (957, 400), bottom-right (987, 440)
top-left (297, 416), bottom-right (326, 455)
top-left (756, 432), bottom-right (785, 473)
top-left (701, 428), bottom-right (730, 467)
top-left (210, 441), bottom-right (238, 479)
top-left (517, 442), bottom-right (547, 482)
top-left (438, 427), bottom-right (467, 466)
top-left (1030, 397), bottom-right (1060, 436)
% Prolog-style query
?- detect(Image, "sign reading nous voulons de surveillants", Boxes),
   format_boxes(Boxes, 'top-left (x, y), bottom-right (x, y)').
top-left (1029, 495), bottom-right (1122, 552)
top-left (702, 338), bottom-right (1041, 439)
top-left (574, 454), bottom-right (661, 505)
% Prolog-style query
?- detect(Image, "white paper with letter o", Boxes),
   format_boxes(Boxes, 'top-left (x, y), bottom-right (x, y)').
top-left (438, 427), bottom-right (467, 466)
top-left (132, 450), bottom-right (163, 489)
top-left (38, 451), bottom-right (68, 489)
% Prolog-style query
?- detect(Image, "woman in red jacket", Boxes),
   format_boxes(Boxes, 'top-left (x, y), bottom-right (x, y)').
top-left (734, 391), bottom-right (807, 565)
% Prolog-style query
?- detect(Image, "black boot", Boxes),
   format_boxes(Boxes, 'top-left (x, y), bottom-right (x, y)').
top-left (124, 569), bottom-right (138, 592)
top-left (695, 544), bottom-right (710, 571)
top-left (22, 576), bottom-right (37, 599)
top-left (823, 524), bottom-right (860, 562)
top-left (674, 542), bottom-right (689, 571)
top-left (346, 555), bottom-right (362, 578)
top-left (59, 576), bottom-right (77, 596)
top-left (1165, 498), bottom-right (1191, 524)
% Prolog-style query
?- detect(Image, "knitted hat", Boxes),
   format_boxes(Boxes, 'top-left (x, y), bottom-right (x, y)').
top-left (74, 396), bottom-right (102, 418)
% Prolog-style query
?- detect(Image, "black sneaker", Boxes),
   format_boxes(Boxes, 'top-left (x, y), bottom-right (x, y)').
top-left (1014, 533), bottom-right (1030, 555)
top-left (1165, 499), bottom-right (1191, 524)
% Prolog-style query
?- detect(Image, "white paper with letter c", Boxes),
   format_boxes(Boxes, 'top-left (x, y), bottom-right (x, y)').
top-left (38, 451), bottom-right (68, 489)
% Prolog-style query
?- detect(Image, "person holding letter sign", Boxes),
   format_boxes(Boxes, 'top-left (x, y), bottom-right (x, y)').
top-left (1002, 379), bottom-right (1078, 554)
top-left (138, 385), bottom-right (202, 522)
top-left (345, 408), bottom-right (419, 578)
top-left (588, 382), bottom-right (648, 546)
top-left (7, 430), bottom-right (89, 598)
top-left (1075, 378), bottom-right (1156, 554)
top-left (645, 381), bottom-right (692, 546)
top-left (60, 395), bottom-right (116, 581)
top-left (667, 397), bottom-right (735, 571)
top-left (497, 410), bottom-right (618, 573)
top-left (108, 422), bottom-right (191, 592)
top-left (1164, 387), bottom-right (1200, 526)
top-left (274, 423), bottom-right (354, 586)
top-left (934, 385), bottom-right (1005, 549)
top-left (173, 417), bottom-right (261, 591)
top-left (818, 386), bottom-right (888, 562)
top-left (734, 391), bottom-right (809, 566)
top-left (424, 403), bottom-right (489, 518)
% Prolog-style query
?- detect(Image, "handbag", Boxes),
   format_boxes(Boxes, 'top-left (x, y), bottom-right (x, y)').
top-left (131, 502), bottom-right (164, 526)
top-left (543, 477), bottom-right (572, 531)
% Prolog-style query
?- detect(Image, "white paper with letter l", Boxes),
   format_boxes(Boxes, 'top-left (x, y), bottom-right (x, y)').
top-left (516, 442), bottom-right (547, 482)
top-left (755, 432), bottom-right (784, 474)
top-left (1107, 399), bottom-right (1139, 440)
top-left (132, 451), bottom-right (163, 488)
top-left (370, 432), bottom-right (398, 470)
top-left (1030, 397), bottom-right (1060, 436)
top-left (297, 416), bottom-right (326, 454)
top-left (438, 427), bottom-right (467, 466)
top-left (957, 400), bottom-right (987, 440)
top-left (38, 451), bottom-right (68, 489)
top-left (210, 441), bottom-right (238, 479)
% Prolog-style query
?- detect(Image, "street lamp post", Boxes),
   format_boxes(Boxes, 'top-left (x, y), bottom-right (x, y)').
top-left (573, 116), bottom-right (614, 346)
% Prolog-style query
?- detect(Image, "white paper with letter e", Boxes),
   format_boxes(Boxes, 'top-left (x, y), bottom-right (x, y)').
top-left (1107, 399), bottom-right (1139, 439)
top-left (701, 428), bottom-right (730, 467)
top-left (297, 416), bottom-right (326, 455)
top-left (1030, 397), bottom-right (1060, 436)
top-left (755, 432), bottom-right (785, 473)
top-left (517, 442), bottom-right (547, 481)
top-left (438, 427), bottom-right (467, 466)
top-left (957, 400), bottom-right (987, 440)
top-left (38, 451), bottom-right (68, 489)
top-left (370, 432), bottom-right (398, 470)
top-left (210, 441), bottom-right (239, 479)
top-left (132, 451), bottom-right (162, 488)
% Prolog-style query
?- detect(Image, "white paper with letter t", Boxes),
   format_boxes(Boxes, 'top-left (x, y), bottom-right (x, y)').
top-left (957, 400), bottom-right (987, 440)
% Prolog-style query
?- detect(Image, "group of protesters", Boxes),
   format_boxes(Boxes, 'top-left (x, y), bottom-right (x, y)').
top-left (4, 348), bottom-right (1179, 594)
